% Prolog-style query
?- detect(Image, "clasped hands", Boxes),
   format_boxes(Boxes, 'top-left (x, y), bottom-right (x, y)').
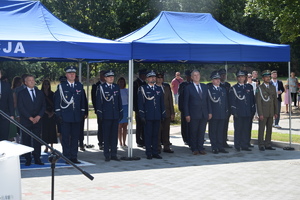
top-left (29, 116), bottom-right (41, 124)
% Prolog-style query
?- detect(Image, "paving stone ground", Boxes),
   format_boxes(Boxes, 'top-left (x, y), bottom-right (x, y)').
top-left (21, 108), bottom-right (300, 200)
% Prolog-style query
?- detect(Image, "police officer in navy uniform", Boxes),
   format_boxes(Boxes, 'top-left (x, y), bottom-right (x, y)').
top-left (178, 70), bottom-right (192, 145)
top-left (96, 70), bottom-right (123, 162)
top-left (229, 70), bottom-right (256, 151)
top-left (138, 70), bottom-right (166, 159)
top-left (55, 66), bottom-right (86, 164)
top-left (207, 71), bottom-right (229, 154)
top-left (218, 69), bottom-right (232, 148)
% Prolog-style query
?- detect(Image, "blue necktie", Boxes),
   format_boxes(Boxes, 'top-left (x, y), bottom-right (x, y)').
top-left (31, 89), bottom-right (36, 102)
top-left (197, 85), bottom-right (202, 98)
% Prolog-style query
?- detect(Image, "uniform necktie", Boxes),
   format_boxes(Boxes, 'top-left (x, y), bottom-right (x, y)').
top-left (31, 89), bottom-right (36, 102)
top-left (70, 83), bottom-right (74, 88)
top-left (151, 86), bottom-right (154, 90)
top-left (197, 84), bottom-right (202, 98)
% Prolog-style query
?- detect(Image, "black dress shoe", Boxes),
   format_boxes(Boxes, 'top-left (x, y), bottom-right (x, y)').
top-left (25, 160), bottom-right (31, 166)
top-left (80, 146), bottom-right (86, 151)
top-left (152, 154), bottom-right (162, 159)
top-left (147, 155), bottom-right (152, 160)
top-left (224, 144), bottom-right (232, 148)
top-left (111, 156), bottom-right (120, 161)
top-left (137, 144), bottom-right (144, 148)
top-left (163, 149), bottom-right (174, 153)
top-left (219, 149), bottom-right (229, 153)
top-left (265, 146), bottom-right (276, 150)
top-left (105, 157), bottom-right (110, 162)
top-left (99, 145), bottom-right (104, 150)
top-left (249, 144), bottom-right (254, 148)
top-left (241, 148), bottom-right (252, 151)
top-left (212, 150), bottom-right (219, 154)
top-left (259, 147), bottom-right (265, 151)
top-left (34, 161), bottom-right (45, 165)
top-left (70, 159), bottom-right (81, 164)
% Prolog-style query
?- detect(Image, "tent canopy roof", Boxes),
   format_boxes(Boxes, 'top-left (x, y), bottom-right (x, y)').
top-left (0, 0), bottom-right (130, 61)
top-left (118, 11), bottom-right (290, 63)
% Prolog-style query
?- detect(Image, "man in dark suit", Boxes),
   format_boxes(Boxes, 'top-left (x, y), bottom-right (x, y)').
top-left (184, 70), bottom-right (211, 155)
top-left (91, 70), bottom-right (105, 150)
top-left (256, 70), bottom-right (278, 151)
top-left (218, 69), bottom-right (232, 148)
top-left (0, 70), bottom-right (14, 141)
top-left (178, 70), bottom-right (192, 145)
top-left (134, 69), bottom-right (147, 147)
top-left (270, 70), bottom-right (285, 129)
top-left (229, 70), bottom-right (256, 151)
top-left (156, 73), bottom-right (175, 153)
top-left (96, 70), bottom-right (123, 162)
top-left (18, 75), bottom-right (46, 166)
top-left (55, 66), bottom-right (86, 164)
top-left (138, 70), bottom-right (166, 159)
top-left (207, 71), bottom-right (229, 154)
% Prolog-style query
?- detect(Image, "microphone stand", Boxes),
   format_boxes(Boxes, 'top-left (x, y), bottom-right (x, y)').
top-left (0, 110), bottom-right (94, 200)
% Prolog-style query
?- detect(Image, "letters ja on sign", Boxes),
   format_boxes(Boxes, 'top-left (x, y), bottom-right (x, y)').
top-left (0, 42), bottom-right (25, 54)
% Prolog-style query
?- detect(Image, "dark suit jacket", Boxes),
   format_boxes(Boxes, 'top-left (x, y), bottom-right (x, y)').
top-left (270, 80), bottom-right (285, 102)
top-left (18, 87), bottom-right (46, 126)
top-left (0, 81), bottom-right (14, 118)
top-left (184, 83), bottom-right (211, 119)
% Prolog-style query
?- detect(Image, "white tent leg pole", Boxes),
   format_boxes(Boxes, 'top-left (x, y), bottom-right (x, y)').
top-left (128, 59), bottom-right (134, 157)
top-left (86, 64), bottom-right (90, 146)
top-left (284, 61), bottom-right (294, 150)
top-left (225, 61), bottom-right (228, 81)
top-left (288, 62), bottom-right (292, 147)
top-left (78, 62), bottom-right (82, 82)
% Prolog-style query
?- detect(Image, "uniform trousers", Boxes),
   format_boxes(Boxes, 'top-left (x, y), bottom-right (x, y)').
top-left (180, 112), bottom-right (189, 144)
top-left (61, 122), bottom-right (80, 159)
top-left (135, 112), bottom-right (145, 145)
top-left (102, 119), bottom-right (118, 158)
top-left (0, 118), bottom-right (10, 141)
top-left (79, 118), bottom-right (85, 147)
top-left (97, 117), bottom-right (103, 146)
top-left (144, 120), bottom-right (160, 156)
top-left (222, 115), bottom-right (230, 146)
top-left (258, 116), bottom-right (273, 148)
top-left (22, 122), bottom-right (42, 162)
top-left (274, 99), bottom-right (281, 125)
top-left (189, 118), bottom-right (207, 152)
top-left (158, 117), bottom-right (171, 150)
top-left (233, 116), bottom-right (251, 149)
top-left (248, 114), bottom-right (255, 145)
top-left (209, 119), bottom-right (225, 150)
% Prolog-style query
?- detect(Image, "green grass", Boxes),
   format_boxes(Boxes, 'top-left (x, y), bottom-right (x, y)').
top-left (228, 130), bottom-right (300, 144)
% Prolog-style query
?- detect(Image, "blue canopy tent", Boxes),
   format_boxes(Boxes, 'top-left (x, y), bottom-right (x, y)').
top-left (0, 0), bottom-right (131, 62)
top-left (118, 11), bottom-right (290, 63)
top-left (0, 0), bottom-right (132, 152)
top-left (118, 11), bottom-right (293, 155)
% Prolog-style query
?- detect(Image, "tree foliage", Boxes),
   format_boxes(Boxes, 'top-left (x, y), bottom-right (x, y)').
top-left (1, 0), bottom-right (296, 81)
top-left (245, 0), bottom-right (300, 43)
